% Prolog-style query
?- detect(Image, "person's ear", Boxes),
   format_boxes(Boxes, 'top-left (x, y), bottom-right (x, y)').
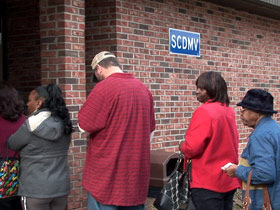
top-left (96, 65), bottom-right (103, 74)
top-left (36, 99), bottom-right (44, 110)
top-left (255, 112), bottom-right (262, 119)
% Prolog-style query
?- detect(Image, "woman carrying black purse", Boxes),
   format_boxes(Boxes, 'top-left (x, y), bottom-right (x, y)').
top-left (180, 72), bottom-right (240, 210)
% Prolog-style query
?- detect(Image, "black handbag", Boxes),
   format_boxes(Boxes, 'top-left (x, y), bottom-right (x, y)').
top-left (153, 153), bottom-right (196, 210)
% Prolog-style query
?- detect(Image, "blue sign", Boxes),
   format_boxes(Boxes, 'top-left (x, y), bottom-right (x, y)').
top-left (169, 28), bottom-right (200, 57)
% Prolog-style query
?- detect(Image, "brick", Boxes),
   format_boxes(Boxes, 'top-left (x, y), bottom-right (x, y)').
top-left (6, 1), bottom-right (280, 210)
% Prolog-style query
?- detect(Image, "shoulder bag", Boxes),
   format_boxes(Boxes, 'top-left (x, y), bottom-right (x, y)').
top-left (0, 143), bottom-right (19, 198)
top-left (243, 170), bottom-right (272, 210)
top-left (153, 153), bottom-right (196, 210)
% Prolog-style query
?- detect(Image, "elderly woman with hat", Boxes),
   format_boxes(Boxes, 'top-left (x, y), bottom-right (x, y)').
top-left (225, 89), bottom-right (280, 209)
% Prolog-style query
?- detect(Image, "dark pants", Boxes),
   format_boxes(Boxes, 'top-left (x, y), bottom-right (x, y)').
top-left (0, 196), bottom-right (22, 210)
top-left (25, 196), bottom-right (67, 210)
top-left (191, 188), bottom-right (236, 210)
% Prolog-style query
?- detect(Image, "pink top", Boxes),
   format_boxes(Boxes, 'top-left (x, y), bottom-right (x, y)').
top-left (0, 115), bottom-right (26, 157)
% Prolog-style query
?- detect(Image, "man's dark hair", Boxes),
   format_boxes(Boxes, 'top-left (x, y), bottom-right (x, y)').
top-left (98, 57), bottom-right (120, 69)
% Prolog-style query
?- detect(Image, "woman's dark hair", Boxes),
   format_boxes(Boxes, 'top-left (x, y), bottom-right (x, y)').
top-left (196, 71), bottom-right (230, 106)
top-left (34, 84), bottom-right (73, 135)
top-left (0, 81), bottom-right (24, 121)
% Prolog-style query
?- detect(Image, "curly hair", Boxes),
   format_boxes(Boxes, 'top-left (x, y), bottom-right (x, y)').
top-left (34, 84), bottom-right (73, 135)
top-left (0, 81), bottom-right (24, 121)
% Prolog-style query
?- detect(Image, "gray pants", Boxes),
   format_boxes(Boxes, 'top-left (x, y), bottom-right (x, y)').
top-left (23, 195), bottom-right (67, 210)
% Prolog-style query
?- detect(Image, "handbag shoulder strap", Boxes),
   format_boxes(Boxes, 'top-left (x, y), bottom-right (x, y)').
top-left (0, 141), bottom-right (18, 160)
top-left (243, 170), bottom-right (252, 209)
top-left (263, 185), bottom-right (270, 203)
top-left (263, 185), bottom-right (272, 209)
top-left (169, 152), bottom-right (184, 177)
top-left (186, 159), bottom-right (192, 182)
top-left (0, 141), bottom-right (9, 159)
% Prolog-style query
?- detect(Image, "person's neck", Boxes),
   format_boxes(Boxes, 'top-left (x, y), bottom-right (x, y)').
top-left (105, 66), bottom-right (123, 78)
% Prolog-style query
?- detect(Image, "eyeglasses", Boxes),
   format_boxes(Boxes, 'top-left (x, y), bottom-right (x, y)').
top-left (240, 107), bottom-right (258, 114)
top-left (240, 107), bottom-right (250, 112)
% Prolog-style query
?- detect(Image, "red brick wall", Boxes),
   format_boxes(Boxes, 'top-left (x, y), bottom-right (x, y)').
top-left (6, 0), bottom-right (87, 209)
top-left (6, 0), bottom-right (41, 97)
top-left (4, 0), bottom-right (280, 209)
top-left (85, 1), bottom-right (118, 92)
top-left (86, 0), bottom-right (280, 155)
top-left (39, 0), bottom-right (87, 209)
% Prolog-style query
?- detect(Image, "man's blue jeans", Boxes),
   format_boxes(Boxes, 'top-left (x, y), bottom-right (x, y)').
top-left (88, 192), bottom-right (145, 210)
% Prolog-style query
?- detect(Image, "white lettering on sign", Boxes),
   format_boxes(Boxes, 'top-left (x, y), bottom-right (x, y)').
top-left (171, 34), bottom-right (199, 51)
top-left (169, 28), bottom-right (200, 57)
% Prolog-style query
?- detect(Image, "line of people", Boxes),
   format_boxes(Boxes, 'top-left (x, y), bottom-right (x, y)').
top-left (179, 72), bottom-right (280, 210)
top-left (0, 51), bottom-right (279, 210)
top-left (0, 83), bottom-right (73, 210)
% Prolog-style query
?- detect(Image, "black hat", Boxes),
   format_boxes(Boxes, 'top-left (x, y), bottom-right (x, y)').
top-left (237, 89), bottom-right (277, 114)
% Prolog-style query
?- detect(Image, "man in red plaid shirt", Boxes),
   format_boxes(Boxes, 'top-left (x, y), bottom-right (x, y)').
top-left (78, 51), bottom-right (155, 210)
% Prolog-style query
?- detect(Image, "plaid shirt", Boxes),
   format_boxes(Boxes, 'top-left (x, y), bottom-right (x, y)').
top-left (79, 73), bottom-right (155, 206)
